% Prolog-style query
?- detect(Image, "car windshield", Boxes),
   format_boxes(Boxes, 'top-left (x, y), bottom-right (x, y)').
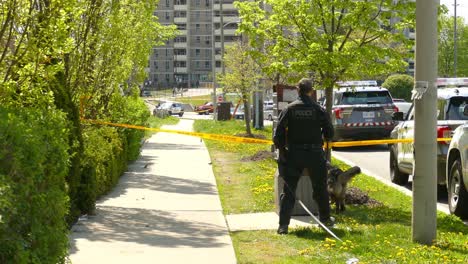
top-left (160, 103), bottom-right (173, 109)
top-left (340, 91), bottom-right (393, 105)
top-left (447, 96), bottom-right (468, 120)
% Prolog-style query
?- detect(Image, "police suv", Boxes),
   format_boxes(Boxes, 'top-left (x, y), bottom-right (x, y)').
top-left (389, 78), bottom-right (468, 186)
top-left (447, 123), bottom-right (468, 218)
top-left (331, 81), bottom-right (399, 141)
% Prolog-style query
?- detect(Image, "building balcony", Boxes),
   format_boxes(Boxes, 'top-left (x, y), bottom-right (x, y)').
top-left (174, 5), bottom-right (187, 11)
top-left (214, 4), bottom-right (235, 10)
top-left (214, 15), bottom-right (240, 24)
top-left (174, 67), bottom-right (187, 73)
top-left (175, 42), bottom-right (187, 48)
top-left (174, 55), bottom-right (187, 61)
top-left (215, 29), bottom-right (238, 36)
top-left (177, 30), bottom-right (187, 35)
top-left (174, 17), bottom-right (187, 23)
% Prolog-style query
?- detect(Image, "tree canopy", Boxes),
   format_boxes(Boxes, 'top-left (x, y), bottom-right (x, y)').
top-left (438, 13), bottom-right (468, 77)
top-left (235, 0), bottom-right (415, 113)
top-left (219, 41), bottom-right (261, 136)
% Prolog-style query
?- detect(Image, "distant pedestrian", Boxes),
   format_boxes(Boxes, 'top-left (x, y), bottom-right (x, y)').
top-left (273, 78), bottom-right (335, 235)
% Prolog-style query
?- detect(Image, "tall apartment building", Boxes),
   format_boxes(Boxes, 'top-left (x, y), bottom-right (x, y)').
top-left (149, 0), bottom-right (241, 89)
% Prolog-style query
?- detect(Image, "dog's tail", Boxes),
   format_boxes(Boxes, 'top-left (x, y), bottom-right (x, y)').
top-left (338, 166), bottom-right (361, 182)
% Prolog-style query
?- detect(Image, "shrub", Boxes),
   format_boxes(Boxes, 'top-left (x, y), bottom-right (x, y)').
top-left (0, 107), bottom-right (70, 263)
top-left (78, 92), bottom-right (150, 212)
top-left (382, 74), bottom-right (414, 101)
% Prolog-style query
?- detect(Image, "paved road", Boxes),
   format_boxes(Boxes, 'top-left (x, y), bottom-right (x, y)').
top-left (332, 145), bottom-right (451, 214)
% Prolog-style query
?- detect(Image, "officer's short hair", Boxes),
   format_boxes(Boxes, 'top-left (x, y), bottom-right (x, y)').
top-left (297, 78), bottom-right (313, 95)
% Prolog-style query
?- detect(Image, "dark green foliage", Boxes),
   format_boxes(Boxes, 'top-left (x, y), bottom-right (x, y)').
top-left (78, 92), bottom-right (150, 211)
top-left (382, 74), bottom-right (414, 101)
top-left (49, 71), bottom-right (84, 225)
top-left (0, 107), bottom-right (70, 264)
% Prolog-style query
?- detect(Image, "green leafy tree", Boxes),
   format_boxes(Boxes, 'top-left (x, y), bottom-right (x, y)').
top-left (438, 14), bottom-right (468, 77)
top-left (382, 74), bottom-right (414, 101)
top-left (235, 0), bottom-right (415, 115)
top-left (219, 41), bottom-right (262, 136)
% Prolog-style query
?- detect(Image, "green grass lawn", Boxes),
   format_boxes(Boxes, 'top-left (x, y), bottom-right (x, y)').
top-left (178, 94), bottom-right (213, 108)
top-left (145, 115), bottom-right (179, 138)
top-left (194, 119), bottom-right (468, 264)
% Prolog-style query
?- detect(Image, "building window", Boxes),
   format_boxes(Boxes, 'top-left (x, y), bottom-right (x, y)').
top-left (205, 61), bottom-right (210, 69)
top-left (166, 0), bottom-right (170, 7)
top-left (196, 61), bottom-right (200, 69)
top-left (195, 24), bottom-right (200, 32)
top-left (165, 61), bottom-right (170, 70)
top-left (195, 36), bottom-right (200, 43)
top-left (195, 49), bottom-right (200, 57)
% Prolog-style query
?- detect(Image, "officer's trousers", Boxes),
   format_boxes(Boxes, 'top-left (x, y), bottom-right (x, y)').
top-left (278, 150), bottom-right (331, 226)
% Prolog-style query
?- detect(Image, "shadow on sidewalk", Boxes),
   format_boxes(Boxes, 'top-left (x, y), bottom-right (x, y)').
top-left (99, 171), bottom-right (218, 203)
top-left (143, 142), bottom-right (204, 151)
top-left (69, 205), bottom-right (229, 254)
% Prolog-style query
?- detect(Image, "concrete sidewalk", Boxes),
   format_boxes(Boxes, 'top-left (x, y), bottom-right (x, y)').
top-left (69, 119), bottom-right (237, 264)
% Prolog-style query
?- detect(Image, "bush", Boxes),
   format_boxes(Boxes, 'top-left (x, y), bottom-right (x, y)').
top-left (78, 92), bottom-right (150, 212)
top-left (0, 107), bottom-right (70, 263)
top-left (382, 74), bottom-right (414, 101)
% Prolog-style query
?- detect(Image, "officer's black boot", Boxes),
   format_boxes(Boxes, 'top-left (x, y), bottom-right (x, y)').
top-left (321, 216), bottom-right (336, 228)
top-left (277, 225), bottom-right (289, 235)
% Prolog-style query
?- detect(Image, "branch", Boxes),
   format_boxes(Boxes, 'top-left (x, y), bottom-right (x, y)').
top-left (317, 1), bottom-right (329, 35)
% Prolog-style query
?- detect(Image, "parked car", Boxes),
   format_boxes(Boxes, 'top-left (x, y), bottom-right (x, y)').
top-left (141, 90), bottom-right (151, 97)
top-left (330, 81), bottom-right (399, 141)
top-left (389, 84), bottom-right (468, 186)
top-left (264, 100), bottom-right (274, 111)
top-left (154, 102), bottom-right (184, 117)
top-left (231, 104), bottom-right (245, 119)
top-left (393, 98), bottom-right (412, 117)
top-left (446, 120), bottom-right (468, 218)
top-left (195, 102), bottom-right (214, 115)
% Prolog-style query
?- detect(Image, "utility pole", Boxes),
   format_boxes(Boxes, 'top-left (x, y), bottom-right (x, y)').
top-left (220, 0), bottom-right (225, 76)
top-left (413, 0), bottom-right (438, 245)
top-left (211, 0), bottom-right (217, 120)
top-left (454, 0), bottom-right (458, 77)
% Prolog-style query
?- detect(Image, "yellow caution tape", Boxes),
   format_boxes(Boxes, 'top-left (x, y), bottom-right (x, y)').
top-left (82, 119), bottom-right (272, 145)
top-left (82, 118), bottom-right (451, 147)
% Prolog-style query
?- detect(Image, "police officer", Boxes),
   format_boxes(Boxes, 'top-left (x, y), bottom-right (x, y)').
top-left (273, 78), bottom-right (334, 235)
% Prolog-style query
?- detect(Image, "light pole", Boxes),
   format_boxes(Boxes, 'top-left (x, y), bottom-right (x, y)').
top-left (211, 0), bottom-right (217, 120)
top-left (454, 0), bottom-right (458, 77)
top-left (413, 0), bottom-right (438, 245)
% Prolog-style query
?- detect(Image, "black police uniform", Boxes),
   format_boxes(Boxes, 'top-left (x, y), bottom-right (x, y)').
top-left (273, 95), bottom-right (334, 226)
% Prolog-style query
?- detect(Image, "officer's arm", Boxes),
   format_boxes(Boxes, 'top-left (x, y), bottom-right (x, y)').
top-left (321, 109), bottom-right (334, 141)
top-left (273, 108), bottom-right (288, 149)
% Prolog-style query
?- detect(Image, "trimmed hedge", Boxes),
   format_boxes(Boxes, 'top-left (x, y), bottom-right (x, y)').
top-left (77, 92), bottom-right (150, 213)
top-left (0, 92), bottom-right (153, 263)
top-left (0, 107), bottom-right (70, 263)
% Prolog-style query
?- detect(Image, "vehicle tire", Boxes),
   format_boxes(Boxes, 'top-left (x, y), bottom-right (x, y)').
top-left (389, 147), bottom-right (409, 185)
top-left (448, 159), bottom-right (468, 219)
top-left (179, 112), bottom-right (184, 117)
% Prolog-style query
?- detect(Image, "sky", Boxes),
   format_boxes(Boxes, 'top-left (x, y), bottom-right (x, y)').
top-left (440, 0), bottom-right (468, 23)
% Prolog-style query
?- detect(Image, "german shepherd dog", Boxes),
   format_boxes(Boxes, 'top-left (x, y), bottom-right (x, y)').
top-left (326, 163), bottom-right (361, 213)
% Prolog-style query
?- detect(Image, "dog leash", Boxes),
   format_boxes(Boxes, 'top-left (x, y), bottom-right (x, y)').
top-left (277, 160), bottom-right (343, 242)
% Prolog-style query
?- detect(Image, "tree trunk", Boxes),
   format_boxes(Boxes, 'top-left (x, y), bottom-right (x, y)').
top-left (243, 94), bottom-right (253, 136)
top-left (324, 85), bottom-right (334, 161)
